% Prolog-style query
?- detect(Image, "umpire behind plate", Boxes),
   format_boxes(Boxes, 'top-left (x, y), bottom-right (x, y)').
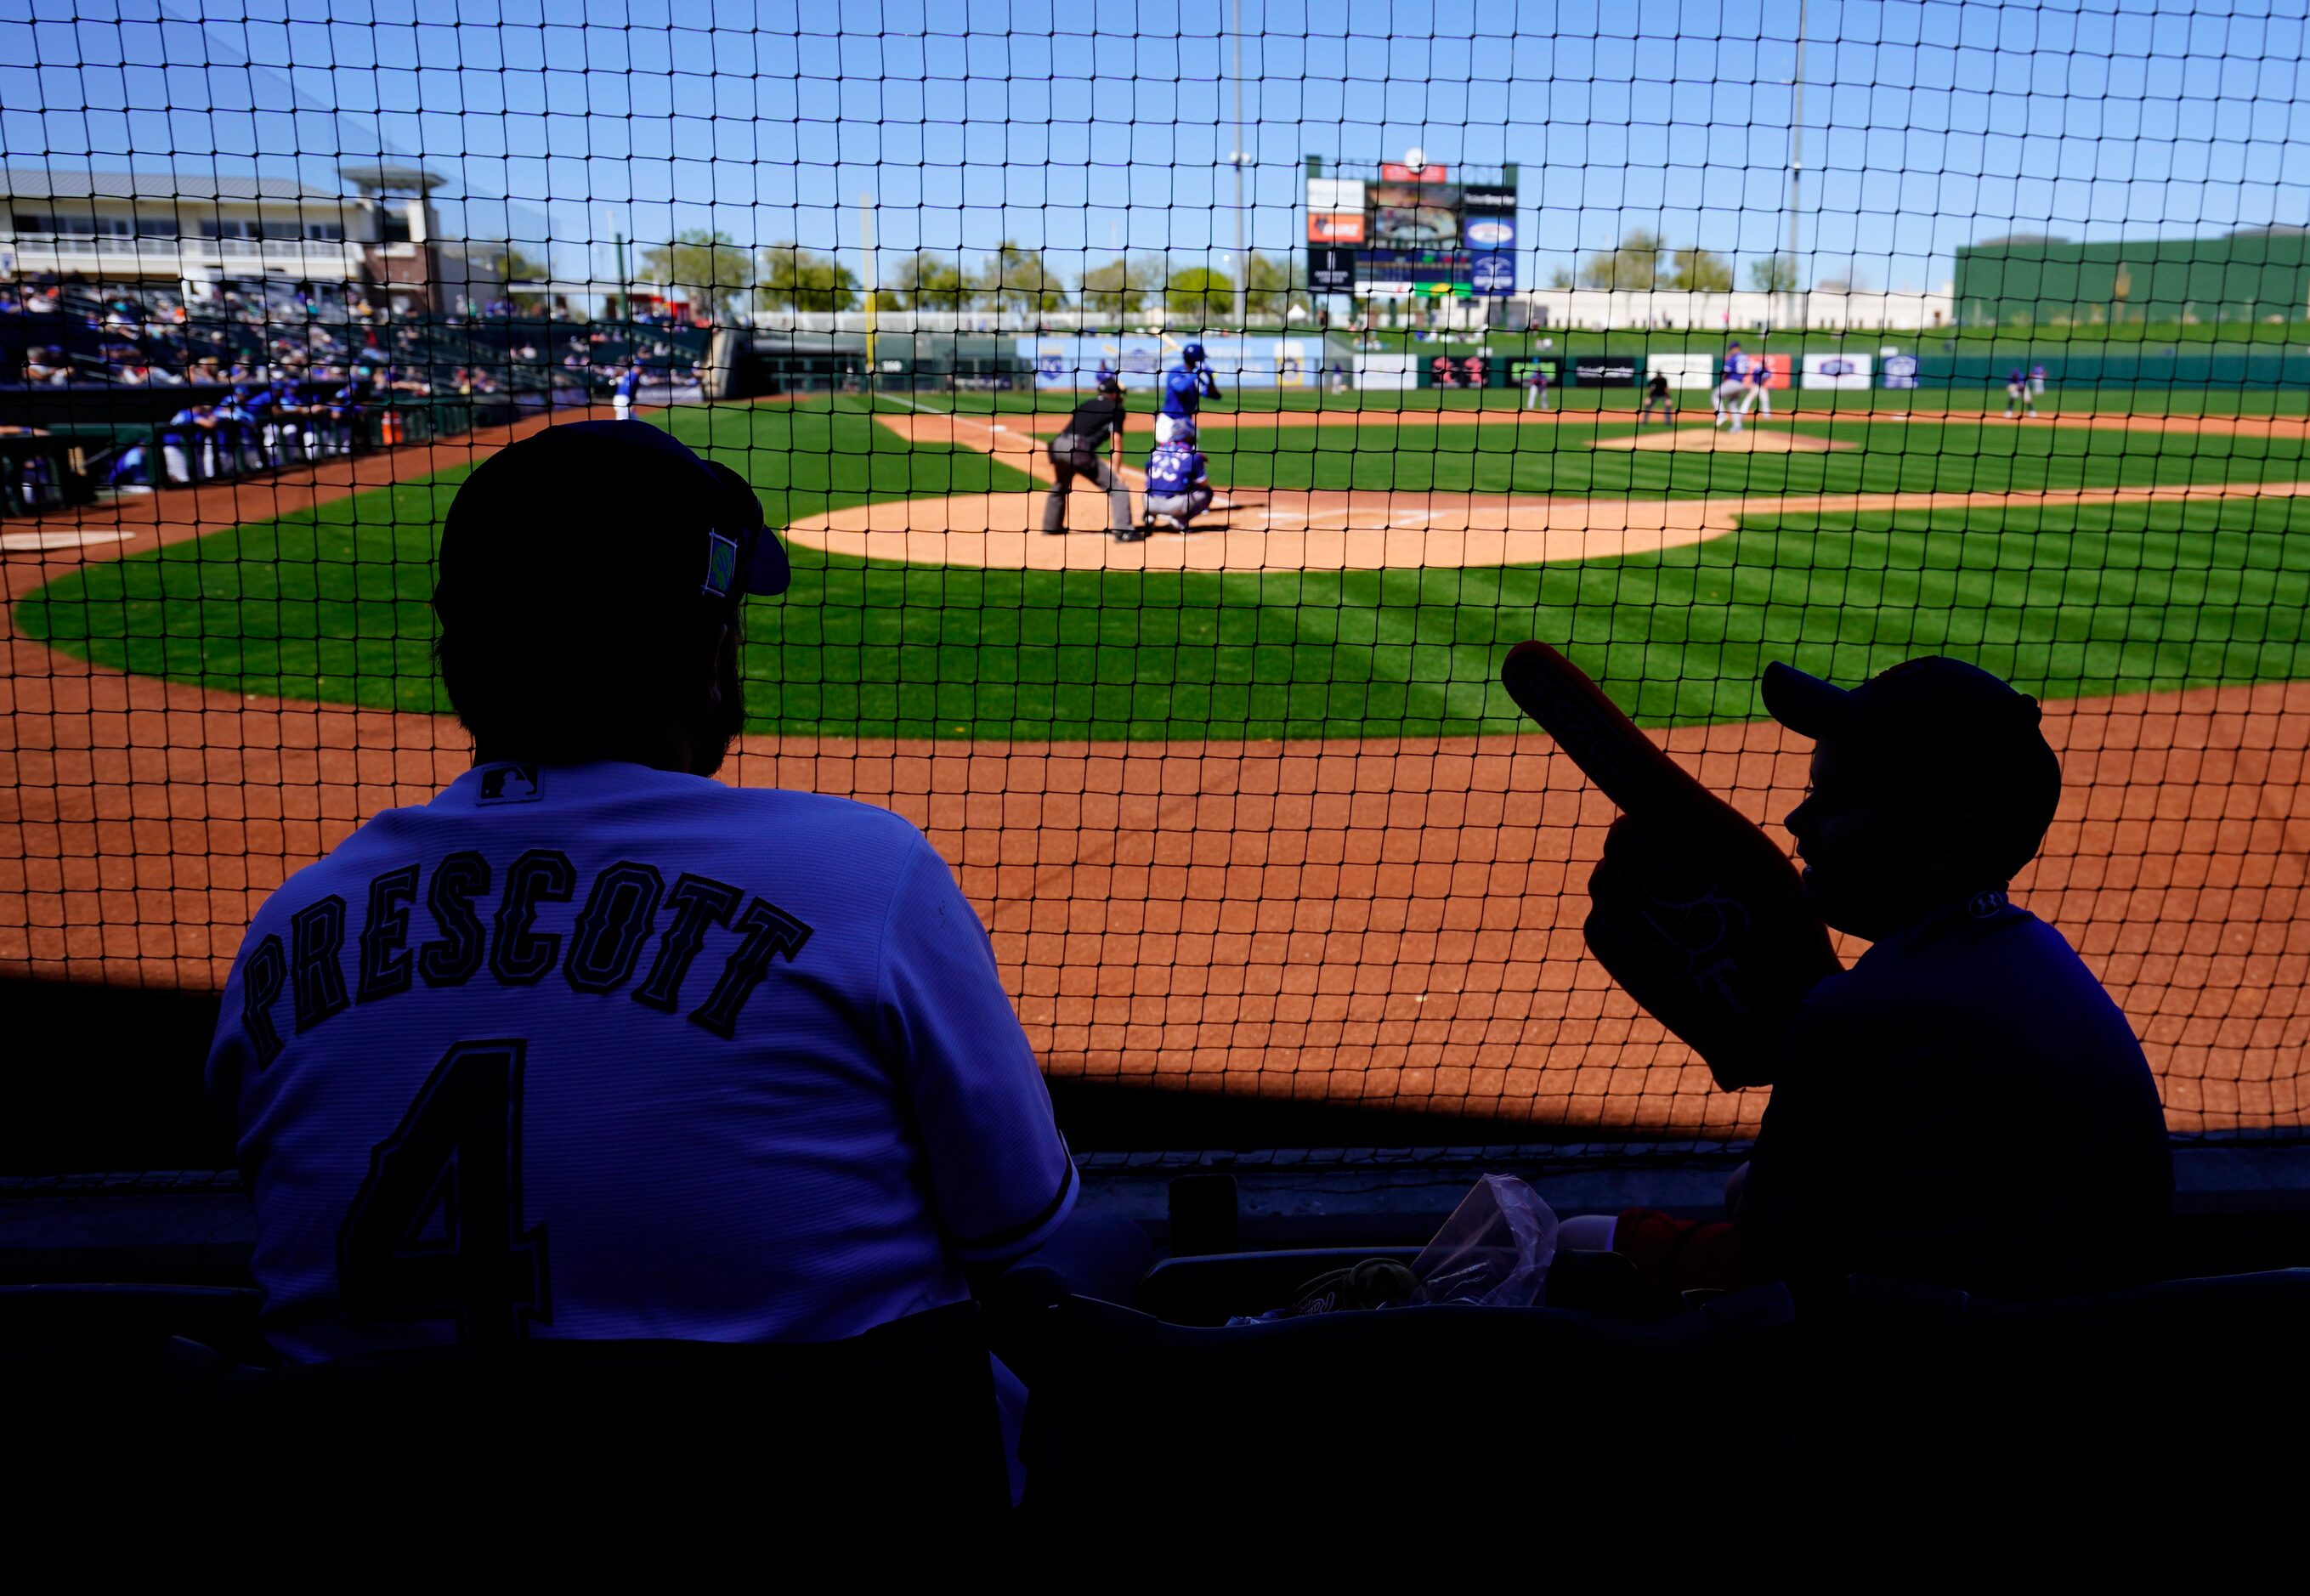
top-left (1040, 371), bottom-right (1135, 535)
top-left (205, 419), bottom-right (1124, 1499)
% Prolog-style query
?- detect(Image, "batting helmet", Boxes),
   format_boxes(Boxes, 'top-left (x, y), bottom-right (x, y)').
top-left (1181, 342), bottom-right (1206, 366)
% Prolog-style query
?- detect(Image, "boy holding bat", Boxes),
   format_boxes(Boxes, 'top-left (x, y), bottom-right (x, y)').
top-left (1503, 646), bottom-right (2172, 1300)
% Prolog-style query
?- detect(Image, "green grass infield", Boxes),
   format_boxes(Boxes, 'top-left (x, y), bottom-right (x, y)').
top-left (16, 398), bottom-right (2307, 741)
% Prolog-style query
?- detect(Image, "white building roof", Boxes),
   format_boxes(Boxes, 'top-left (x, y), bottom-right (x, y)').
top-left (0, 168), bottom-right (341, 203)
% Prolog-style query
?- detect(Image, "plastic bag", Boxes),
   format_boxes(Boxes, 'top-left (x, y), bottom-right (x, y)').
top-left (1410, 1174), bottom-right (1560, 1308)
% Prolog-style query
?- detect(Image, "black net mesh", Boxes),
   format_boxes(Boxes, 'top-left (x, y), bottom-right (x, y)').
top-left (3, 2), bottom-right (2306, 1153)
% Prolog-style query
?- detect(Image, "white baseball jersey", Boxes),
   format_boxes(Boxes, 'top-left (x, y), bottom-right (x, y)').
top-left (206, 760), bottom-right (1078, 1363)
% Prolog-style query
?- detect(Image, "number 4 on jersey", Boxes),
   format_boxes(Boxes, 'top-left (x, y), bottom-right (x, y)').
top-left (338, 1039), bottom-right (551, 1346)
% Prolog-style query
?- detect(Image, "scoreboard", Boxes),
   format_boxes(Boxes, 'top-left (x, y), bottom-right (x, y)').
top-left (1305, 161), bottom-right (1519, 298)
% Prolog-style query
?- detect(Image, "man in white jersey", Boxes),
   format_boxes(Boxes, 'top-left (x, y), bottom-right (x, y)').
top-left (205, 419), bottom-right (1099, 1496)
top-left (1712, 342), bottom-right (1749, 431)
top-left (1740, 357), bottom-right (1775, 422)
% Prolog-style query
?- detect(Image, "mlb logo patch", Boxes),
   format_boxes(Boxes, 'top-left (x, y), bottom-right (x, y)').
top-left (703, 531), bottom-right (739, 597)
top-left (478, 763), bottom-right (543, 804)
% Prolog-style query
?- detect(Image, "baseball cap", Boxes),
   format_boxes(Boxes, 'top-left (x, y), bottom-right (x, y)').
top-left (436, 419), bottom-right (788, 631)
top-left (1764, 655), bottom-right (2062, 857)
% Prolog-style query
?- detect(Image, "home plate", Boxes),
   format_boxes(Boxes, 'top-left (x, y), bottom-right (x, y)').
top-left (2, 529), bottom-right (133, 552)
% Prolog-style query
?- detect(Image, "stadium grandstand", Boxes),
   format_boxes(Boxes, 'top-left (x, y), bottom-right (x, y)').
top-left (4, 0), bottom-right (2308, 1525)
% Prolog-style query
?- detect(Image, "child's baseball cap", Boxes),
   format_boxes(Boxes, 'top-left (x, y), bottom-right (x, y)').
top-left (1764, 656), bottom-right (2063, 870)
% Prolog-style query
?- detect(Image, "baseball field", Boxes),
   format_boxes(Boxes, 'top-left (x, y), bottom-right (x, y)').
top-left (6, 389), bottom-right (2306, 1137)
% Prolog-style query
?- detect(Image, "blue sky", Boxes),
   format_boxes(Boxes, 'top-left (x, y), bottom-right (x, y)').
top-left (3, 0), bottom-right (2307, 293)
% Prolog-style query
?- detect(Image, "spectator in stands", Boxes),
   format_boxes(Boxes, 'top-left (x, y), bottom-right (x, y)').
top-left (23, 346), bottom-right (71, 385)
top-left (1560, 657), bottom-right (2173, 1300)
top-left (207, 420), bottom-right (1134, 1502)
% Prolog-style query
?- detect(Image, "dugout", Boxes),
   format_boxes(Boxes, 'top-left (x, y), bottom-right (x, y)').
top-left (711, 330), bottom-right (1029, 399)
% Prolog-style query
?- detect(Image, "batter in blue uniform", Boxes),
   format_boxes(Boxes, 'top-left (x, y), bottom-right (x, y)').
top-left (1156, 340), bottom-right (1222, 444)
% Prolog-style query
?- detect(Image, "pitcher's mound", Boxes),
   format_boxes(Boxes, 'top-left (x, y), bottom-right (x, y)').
top-left (1593, 426), bottom-right (1851, 453)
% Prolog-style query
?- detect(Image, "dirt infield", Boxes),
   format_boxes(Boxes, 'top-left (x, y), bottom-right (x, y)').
top-left (3, 401), bottom-right (2304, 1134)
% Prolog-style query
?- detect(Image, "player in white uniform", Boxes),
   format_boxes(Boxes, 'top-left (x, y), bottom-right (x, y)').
top-left (206, 419), bottom-right (1114, 1499)
top-left (1713, 342), bottom-right (1749, 431)
top-left (1740, 358), bottom-right (1775, 422)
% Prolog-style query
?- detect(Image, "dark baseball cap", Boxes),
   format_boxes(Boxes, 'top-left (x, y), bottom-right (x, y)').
top-left (1764, 655), bottom-right (2063, 862)
top-left (436, 420), bottom-right (787, 627)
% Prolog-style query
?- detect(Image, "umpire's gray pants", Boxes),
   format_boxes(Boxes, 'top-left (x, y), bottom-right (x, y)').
top-left (1043, 444), bottom-right (1134, 533)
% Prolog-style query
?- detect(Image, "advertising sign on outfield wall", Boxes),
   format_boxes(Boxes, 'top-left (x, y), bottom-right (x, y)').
top-left (1802, 352), bottom-right (1875, 390)
top-left (1572, 355), bottom-right (1640, 387)
top-left (1645, 353), bottom-right (1716, 390)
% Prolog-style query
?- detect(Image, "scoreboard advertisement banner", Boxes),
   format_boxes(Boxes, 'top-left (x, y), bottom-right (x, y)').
top-left (1306, 247), bottom-right (1357, 293)
top-left (1306, 163), bottom-right (1518, 297)
top-left (1463, 215), bottom-right (1516, 250)
top-left (1469, 252), bottom-right (1516, 294)
top-left (1358, 248), bottom-right (1474, 293)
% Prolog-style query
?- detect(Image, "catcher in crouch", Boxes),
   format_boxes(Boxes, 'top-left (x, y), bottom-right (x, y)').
top-left (1550, 656), bottom-right (2172, 1300)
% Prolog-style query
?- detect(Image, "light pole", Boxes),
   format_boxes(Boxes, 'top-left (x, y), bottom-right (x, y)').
top-left (1785, 0), bottom-right (1807, 336)
top-left (1230, 0), bottom-right (1247, 331)
top-left (859, 192), bottom-right (877, 381)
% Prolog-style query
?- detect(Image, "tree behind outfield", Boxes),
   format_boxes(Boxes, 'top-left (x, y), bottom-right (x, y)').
top-left (1244, 252), bottom-right (1309, 321)
top-left (1748, 254), bottom-right (1799, 293)
top-left (637, 229), bottom-right (756, 319)
top-left (1577, 229), bottom-right (1663, 290)
top-left (756, 244), bottom-right (860, 314)
top-left (1078, 253), bottom-right (1166, 320)
top-left (886, 252), bottom-right (976, 312)
top-left (1166, 264), bottom-right (1236, 322)
top-left (1668, 246), bottom-right (1735, 291)
top-left (974, 241), bottom-right (1068, 314)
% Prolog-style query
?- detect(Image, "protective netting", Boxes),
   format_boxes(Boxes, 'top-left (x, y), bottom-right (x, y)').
top-left (3, 2), bottom-right (2307, 1150)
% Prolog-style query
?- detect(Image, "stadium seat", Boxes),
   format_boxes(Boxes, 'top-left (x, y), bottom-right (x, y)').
top-left (1798, 1269), bottom-right (2310, 1509)
top-left (1030, 1285), bottom-right (1797, 1508)
top-left (16, 1301), bottom-right (1011, 1514)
